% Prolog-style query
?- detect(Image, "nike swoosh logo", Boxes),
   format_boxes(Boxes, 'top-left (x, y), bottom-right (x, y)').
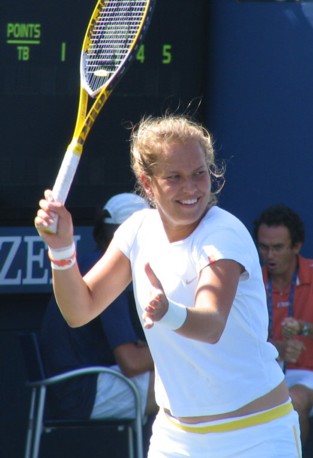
top-left (185, 276), bottom-right (197, 285)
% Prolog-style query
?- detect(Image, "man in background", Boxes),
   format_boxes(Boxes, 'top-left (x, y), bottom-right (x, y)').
top-left (254, 204), bottom-right (313, 446)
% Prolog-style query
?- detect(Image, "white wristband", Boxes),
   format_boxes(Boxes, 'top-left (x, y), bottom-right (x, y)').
top-left (48, 242), bottom-right (76, 270)
top-left (48, 242), bottom-right (76, 260)
top-left (159, 301), bottom-right (187, 330)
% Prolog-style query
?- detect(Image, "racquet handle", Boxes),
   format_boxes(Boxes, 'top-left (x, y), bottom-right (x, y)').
top-left (45, 144), bottom-right (82, 234)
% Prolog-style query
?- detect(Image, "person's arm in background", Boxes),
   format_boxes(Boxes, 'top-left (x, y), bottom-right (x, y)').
top-left (101, 289), bottom-right (157, 416)
top-left (114, 342), bottom-right (154, 378)
top-left (270, 337), bottom-right (305, 364)
top-left (101, 289), bottom-right (154, 378)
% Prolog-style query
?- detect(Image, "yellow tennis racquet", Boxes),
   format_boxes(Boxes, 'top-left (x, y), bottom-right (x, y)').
top-left (47, 0), bottom-right (156, 233)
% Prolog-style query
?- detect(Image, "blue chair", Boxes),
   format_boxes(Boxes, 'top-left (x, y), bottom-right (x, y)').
top-left (19, 332), bottom-right (144, 458)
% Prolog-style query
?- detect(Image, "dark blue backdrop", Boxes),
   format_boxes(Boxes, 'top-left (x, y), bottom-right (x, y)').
top-left (206, 0), bottom-right (313, 257)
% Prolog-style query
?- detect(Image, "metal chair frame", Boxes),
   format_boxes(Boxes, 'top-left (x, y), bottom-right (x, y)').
top-left (19, 332), bottom-right (143, 458)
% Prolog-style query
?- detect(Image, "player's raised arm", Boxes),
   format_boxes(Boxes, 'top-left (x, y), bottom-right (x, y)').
top-left (35, 190), bottom-right (131, 327)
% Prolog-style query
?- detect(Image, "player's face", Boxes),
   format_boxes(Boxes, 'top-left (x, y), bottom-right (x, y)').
top-left (142, 138), bottom-right (212, 242)
top-left (257, 224), bottom-right (301, 276)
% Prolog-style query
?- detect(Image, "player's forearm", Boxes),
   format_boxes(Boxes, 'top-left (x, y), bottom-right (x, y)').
top-left (52, 265), bottom-right (96, 327)
top-left (175, 307), bottom-right (226, 343)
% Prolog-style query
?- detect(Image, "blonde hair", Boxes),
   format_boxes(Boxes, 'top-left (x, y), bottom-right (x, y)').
top-left (130, 114), bottom-right (224, 201)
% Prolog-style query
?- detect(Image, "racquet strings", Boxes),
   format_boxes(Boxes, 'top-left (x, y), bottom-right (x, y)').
top-left (83, 0), bottom-right (150, 96)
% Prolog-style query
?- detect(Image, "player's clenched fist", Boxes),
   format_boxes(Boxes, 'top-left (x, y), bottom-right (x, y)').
top-left (34, 189), bottom-right (74, 249)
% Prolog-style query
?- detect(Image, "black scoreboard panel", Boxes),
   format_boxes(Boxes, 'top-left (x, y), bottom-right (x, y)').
top-left (0, 0), bottom-right (209, 224)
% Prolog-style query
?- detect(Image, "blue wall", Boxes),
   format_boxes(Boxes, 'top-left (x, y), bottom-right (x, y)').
top-left (206, 0), bottom-right (313, 256)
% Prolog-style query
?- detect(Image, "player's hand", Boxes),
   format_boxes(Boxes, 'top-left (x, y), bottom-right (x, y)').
top-left (281, 317), bottom-right (302, 338)
top-left (143, 263), bottom-right (169, 329)
top-left (34, 189), bottom-right (74, 248)
top-left (282, 338), bottom-right (305, 363)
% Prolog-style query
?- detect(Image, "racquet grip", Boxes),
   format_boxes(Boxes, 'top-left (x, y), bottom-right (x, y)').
top-left (45, 145), bottom-right (81, 234)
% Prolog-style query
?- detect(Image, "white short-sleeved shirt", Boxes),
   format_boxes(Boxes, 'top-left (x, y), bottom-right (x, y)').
top-left (113, 206), bottom-right (284, 417)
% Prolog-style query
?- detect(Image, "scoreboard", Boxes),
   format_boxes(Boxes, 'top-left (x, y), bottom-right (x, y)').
top-left (0, 0), bottom-right (209, 225)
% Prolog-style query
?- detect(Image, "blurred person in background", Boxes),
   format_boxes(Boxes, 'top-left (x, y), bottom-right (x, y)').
top-left (254, 204), bottom-right (313, 446)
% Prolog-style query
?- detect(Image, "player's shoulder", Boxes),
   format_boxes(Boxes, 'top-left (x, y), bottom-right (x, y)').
top-left (202, 205), bottom-right (248, 233)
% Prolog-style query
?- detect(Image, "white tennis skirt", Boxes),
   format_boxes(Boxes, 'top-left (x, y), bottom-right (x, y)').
top-left (147, 400), bottom-right (302, 458)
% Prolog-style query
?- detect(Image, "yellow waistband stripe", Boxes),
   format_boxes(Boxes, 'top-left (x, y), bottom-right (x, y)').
top-left (165, 402), bottom-right (293, 434)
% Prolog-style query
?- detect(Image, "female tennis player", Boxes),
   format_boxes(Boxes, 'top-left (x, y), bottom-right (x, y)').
top-left (35, 115), bottom-right (302, 457)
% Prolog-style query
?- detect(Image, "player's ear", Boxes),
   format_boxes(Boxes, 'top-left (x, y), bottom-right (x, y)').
top-left (140, 173), bottom-right (154, 201)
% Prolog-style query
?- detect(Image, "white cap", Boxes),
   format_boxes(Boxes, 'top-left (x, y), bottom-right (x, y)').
top-left (103, 193), bottom-right (149, 225)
